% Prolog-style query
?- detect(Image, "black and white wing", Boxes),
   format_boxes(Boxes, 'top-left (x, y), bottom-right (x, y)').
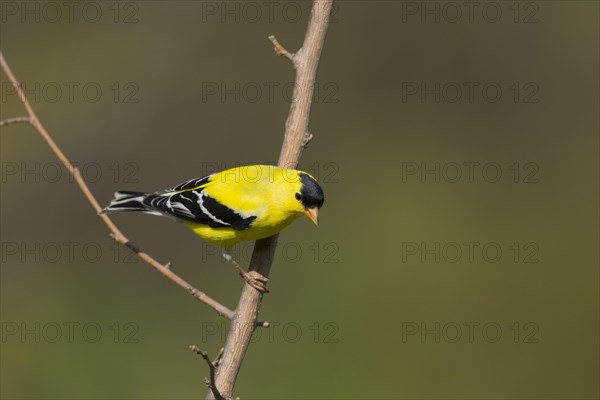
top-left (142, 176), bottom-right (257, 230)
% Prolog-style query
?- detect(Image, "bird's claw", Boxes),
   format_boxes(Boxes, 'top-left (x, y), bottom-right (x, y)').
top-left (227, 254), bottom-right (269, 293)
top-left (240, 270), bottom-right (269, 294)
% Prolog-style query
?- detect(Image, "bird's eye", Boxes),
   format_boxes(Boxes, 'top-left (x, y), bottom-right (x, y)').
top-left (295, 192), bottom-right (302, 201)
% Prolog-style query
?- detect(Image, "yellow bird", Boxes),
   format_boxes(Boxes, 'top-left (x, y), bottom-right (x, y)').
top-left (101, 165), bottom-right (324, 291)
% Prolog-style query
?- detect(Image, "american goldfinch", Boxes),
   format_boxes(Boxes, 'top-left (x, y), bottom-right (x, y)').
top-left (101, 165), bottom-right (324, 291)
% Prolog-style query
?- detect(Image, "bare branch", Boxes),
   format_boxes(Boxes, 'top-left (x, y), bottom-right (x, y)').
top-left (0, 50), bottom-right (235, 321)
top-left (207, 1), bottom-right (333, 398)
top-left (0, 116), bottom-right (30, 127)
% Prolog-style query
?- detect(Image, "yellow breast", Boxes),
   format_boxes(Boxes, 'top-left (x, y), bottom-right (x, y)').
top-left (184, 165), bottom-right (304, 248)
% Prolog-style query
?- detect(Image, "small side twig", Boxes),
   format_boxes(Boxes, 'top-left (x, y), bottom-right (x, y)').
top-left (0, 116), bottom-right (30, 127)
top-left (268, 35), bottom-right (295, 62)
top-left (190, 346), bottom-right (226, 400)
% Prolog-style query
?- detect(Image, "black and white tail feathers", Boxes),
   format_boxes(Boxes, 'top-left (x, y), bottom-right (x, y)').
top-left (100, 175), bottom-right (256, 230)
top-left (100, 191), bottom-right (152, 214)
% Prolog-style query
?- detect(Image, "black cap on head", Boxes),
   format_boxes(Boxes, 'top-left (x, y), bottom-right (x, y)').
top-left (297, 173), bottom-right (325, 209)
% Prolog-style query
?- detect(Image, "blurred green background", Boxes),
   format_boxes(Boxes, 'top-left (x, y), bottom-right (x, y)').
top-left (1, 1), bottom-right (598, 399)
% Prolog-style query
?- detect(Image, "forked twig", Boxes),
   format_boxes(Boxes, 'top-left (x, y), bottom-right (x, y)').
top-left (190, 346), bottom-right (226, 400)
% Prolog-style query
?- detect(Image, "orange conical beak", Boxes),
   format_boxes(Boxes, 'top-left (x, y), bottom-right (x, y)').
top-left (303, 207), bottom-right (319, 226)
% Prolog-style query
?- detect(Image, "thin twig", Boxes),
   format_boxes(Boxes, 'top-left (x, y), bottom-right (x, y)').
top-left (190, 346), bottom-right (226, 400)
top-left (268, 35), bottom-right (295, 62)
top-left (0, 50), bottom-right (235, 321)
top-left (0, 116), bottom-right (30, 127)
top-left (207, 1), bottom-right (333, 398)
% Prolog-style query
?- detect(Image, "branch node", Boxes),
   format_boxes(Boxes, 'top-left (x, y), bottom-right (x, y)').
top-left (109, 232), bottom-right (123, 244)
top-left (268, 35), bottom-right (295, 62)
top-left (256, 320), bottom-right (270, 328)
top-left (302, 132), bottom-right (314, 149)
top-left (125, 240), bottom-right (141, 254)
